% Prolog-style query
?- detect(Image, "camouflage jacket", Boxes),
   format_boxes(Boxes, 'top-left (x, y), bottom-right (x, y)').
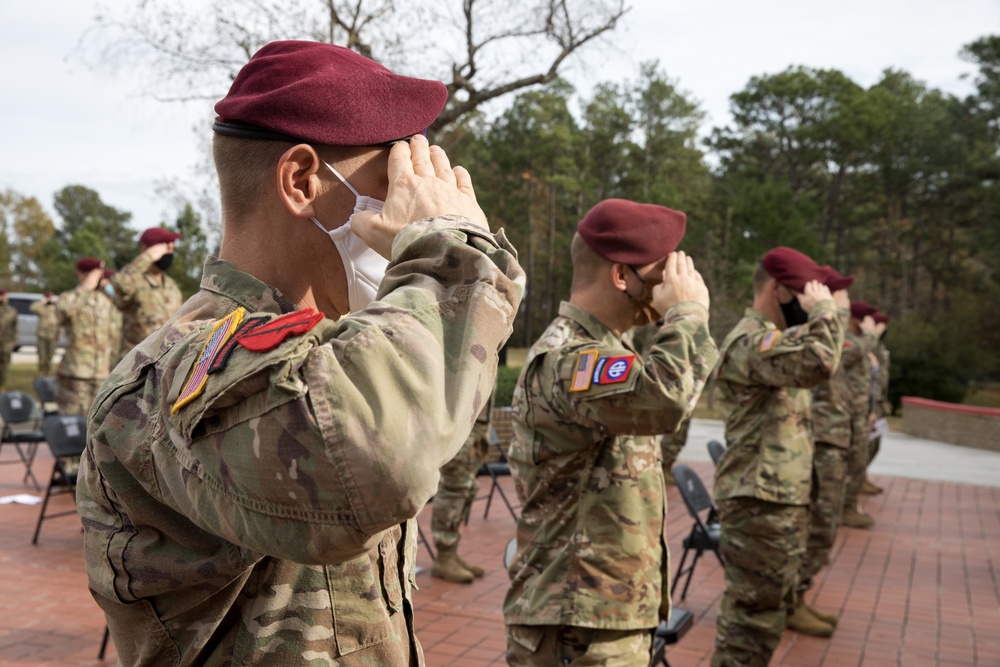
top-left (713, 302), bottom-right (844, 506)
top-left (874, 341), bottom-right (891, 418)
top-left (77, 217), bottom-right (524, 666)
top-left (30, 299), bottom-right (60, 339)
top-left (0, 303), bottom-right (16, 352)
top-left (811, 310), bottom-right (852, 449)
top-left (503, 300), bottom-right (718, 630)
top-left (844, 330), bottom-right (875, 445)
top-left (111, 251), bottom-right (184, 352)
top-left (56, 286), bottom-right (117, 380)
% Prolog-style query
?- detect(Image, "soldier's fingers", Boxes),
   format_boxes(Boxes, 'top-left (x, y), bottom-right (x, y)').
top-left (429, 146), bottom-right (457, 187)
top-left (409, 135), bottom-right (435, 178)
top-left (686, 254), bottom-right (695, 273)
top-left (454, 166), bottom-right (477, 199)
top-left (387, 140), bottom-right (414, 182)
top-left (674, 251), bottom-right (688, 276)
top-left (664, 252), bottom-right (679, 279)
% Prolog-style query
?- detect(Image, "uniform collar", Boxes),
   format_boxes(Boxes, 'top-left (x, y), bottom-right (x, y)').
top-left (558, 301), bottom-right (620, 346)
top-left (745, 307), bottom-right (776, 329)
top-left (198, 256), bottom-right (298, 315)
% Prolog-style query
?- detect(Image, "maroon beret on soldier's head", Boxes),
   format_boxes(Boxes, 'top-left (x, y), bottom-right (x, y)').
top-left (44, 291), bottom-right (54, 298)
top-left (821, 265), bottom-right (855, 291)
top-left (873, 313), bottom-right (890, 324)
top-left (850, 301), bottom-right (878, 319)
top-left (760, 247), bottom-right (825, 292)
top-left (577, 199), bottom-right (687, 265)
top-left (139, 227), bottom-right (181, 247)
top-left (102, 270), bottom-right (115, 280)
top-left (213, 40), bottom-right (448, 147)
top-left (76, 257), bottom-right (103, 273)
top-left (0, 290), bottom-right (7, 296)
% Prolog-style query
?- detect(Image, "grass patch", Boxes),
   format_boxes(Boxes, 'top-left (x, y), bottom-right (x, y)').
top-left (4, 364), bottom-right (41, 394)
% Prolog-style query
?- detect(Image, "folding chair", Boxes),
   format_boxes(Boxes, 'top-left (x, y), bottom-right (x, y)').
top-left (707, 439), bottom-right (726, 466)
top-left (32, 414), bottom-right (87, 544)
top-left (671, 463), bottom-right (723, 601)
top-left (417, 520), bottom-right (436, 561)
top-left (0, 391), bottom-right (44, 490)
top-left (475, 425), bottom-right (519, 521)
top-left (33, 376), bottom-right (59, 416)
top-left (649, 608), bottom-right (694, 667)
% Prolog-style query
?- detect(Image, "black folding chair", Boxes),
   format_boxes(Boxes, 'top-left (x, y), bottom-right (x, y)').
top-left (649, 608), bottom-right (694, 667)
top-left (707, 439), bottom-right (726, 466)
top-left (417, 520), bottom-right (436, 561)
top-left (672, 464), bottom-right (724, 601)
top-left (33, 376), bottom-right (59, 416)
top-left (475, 425), bottom-right (519, 521)
top-left (32, 414), bottom-right (87, 544)
top-left (0, 391), bottom-right (44, 490)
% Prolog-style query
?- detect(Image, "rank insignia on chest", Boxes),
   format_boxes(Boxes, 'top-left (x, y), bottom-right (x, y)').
top-left (172, 307), bottom-right (246, 414)
top-left (760, 330), bottom-right (780, 352)
top-left (592, 354), bottom-right (635, 386)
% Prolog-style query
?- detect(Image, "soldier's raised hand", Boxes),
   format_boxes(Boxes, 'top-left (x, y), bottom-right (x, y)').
top-left (652, 251), bottom-right (710, 315)
top-left (832, 288), bottom-right (850, 311)
top-left (860, 315), bottom-right (878, 335)
top-left (797, 280), bottom-right (832, 313)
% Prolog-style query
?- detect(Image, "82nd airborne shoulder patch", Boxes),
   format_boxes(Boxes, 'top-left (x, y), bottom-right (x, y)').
top-left (592, 354), bottom-right (634, 386)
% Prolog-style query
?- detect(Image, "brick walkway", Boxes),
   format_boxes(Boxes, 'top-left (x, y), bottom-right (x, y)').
top-left (1, 447), bottom-right (998, 666)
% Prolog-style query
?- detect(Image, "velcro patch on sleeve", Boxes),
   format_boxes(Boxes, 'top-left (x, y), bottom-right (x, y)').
top-left (592, 354), bottom-right (635, 385)
top-left (171, 307), bottom-right (245, 414)
top-left (570, 350), bottom-right (598, 392)
top-left (843, 340), bottom-right (854, 350)
top-left (759, 330), bottom-right (780, 353)
top-left (236, 308), bottom-right (324, 352)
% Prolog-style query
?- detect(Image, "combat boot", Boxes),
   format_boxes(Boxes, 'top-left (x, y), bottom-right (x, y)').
top-left (457, 553), bottom-right (485, 578)
top-left (431, 547), bottom-right (475, 583)
top-left (840, 506), bottom-right (875, 529)
top-left (860, 479), bottom-right (884, 495)
top-left (787, 605), bottom-right (834, 637)
top-left (803, 602), bottom-right (839, 627)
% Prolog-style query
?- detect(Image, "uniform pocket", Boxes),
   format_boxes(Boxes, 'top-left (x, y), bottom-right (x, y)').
top-left (329, 534), bottom-right (398, 655)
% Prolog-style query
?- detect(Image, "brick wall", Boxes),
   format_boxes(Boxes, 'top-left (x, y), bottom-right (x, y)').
top-left (902, 397), bottom-right (1000, 452)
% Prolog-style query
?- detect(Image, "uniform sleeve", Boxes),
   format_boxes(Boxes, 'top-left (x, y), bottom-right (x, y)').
top-left (56, 287), bottom-right (90, 324)
top-left (106, 217), bottom-right (525, 565)
top-left (110, 252), bottom-right (154, 309)
top-left (29, 301), bottom-right (44, 316)
top-left (740, 300), bottom-right (844, 389)
top-left (550, 301), bottom-right (718, 439)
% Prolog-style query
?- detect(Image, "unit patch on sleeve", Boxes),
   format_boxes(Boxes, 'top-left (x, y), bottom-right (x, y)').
top-left (570, 350), bottom-right (599, 392)
top-left (592, 354), bottom-right (635, 386)
top-left (171, 307), bottom-right (245, 414)
top-left (759, 330), bottom-right (780, 353)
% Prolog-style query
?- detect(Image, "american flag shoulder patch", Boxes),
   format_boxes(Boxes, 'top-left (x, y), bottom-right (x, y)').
top-left (759, 330), bottom-right (780, 353)
top-left (171, 307), bottom-right (246, 414)
top-left (570, 350), bottom-right (599, 392)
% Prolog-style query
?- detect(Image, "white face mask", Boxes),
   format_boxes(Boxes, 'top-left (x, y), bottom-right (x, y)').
top-left (311, 161), bottom-right (390, 313)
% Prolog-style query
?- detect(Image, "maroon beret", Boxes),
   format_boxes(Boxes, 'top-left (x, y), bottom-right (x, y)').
top-left (760, 247), bottom-right (826, 292)
top-left (44, 291), bottom-right (54, 298)
top-left (102, 270), bottom-right (115, 280)
top-left (577, 199), bottom-right (687, 265)
top-left (850, 301), bottom-right (878, 319)
top-left (140, 227), bottom-right (181, 246)
top-left (76, 258), bottom-right (103, 273)
top-left (821, 265), bottom-right (855, 291)
top-left (214, 40), bottom-right (448, 147)
top-left (873, 313), bottom-right (890, 324)
top-left (0, 290), bottom-right (7, 296)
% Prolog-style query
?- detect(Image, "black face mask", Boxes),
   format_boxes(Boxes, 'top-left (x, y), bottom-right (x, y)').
top-left (779, 296), bottom-right (810, 328)
top-left (154, 253), bottom-right (174, 271)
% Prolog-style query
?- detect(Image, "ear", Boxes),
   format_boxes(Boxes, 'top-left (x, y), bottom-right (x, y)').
top-left (276, 144), bottom-right (323, 219)
top-left (610, 263), bottom-right (629, 292)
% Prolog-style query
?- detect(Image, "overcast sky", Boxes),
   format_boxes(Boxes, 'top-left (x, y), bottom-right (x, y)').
top-left (1, 0), bottom-right (997, 234)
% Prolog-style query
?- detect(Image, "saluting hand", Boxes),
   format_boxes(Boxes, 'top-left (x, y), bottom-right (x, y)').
top-left (352, 135), bottom-right (489, 259)
top-left (860, 315), bottom-right (878, 335)
top-left (797, 280), bottom-right (832, 313)
top-left (832, 288), bottom-right (850, 310)
top-left (651, 251), bottom-right (710, 316)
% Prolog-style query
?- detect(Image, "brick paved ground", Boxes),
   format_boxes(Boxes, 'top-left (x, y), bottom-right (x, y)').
top-left (1, 446), bottom-right (998, 666)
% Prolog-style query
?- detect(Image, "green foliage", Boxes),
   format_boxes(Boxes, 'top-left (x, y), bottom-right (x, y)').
top-left (169, 203), bottom-right (209, 298)
top-left (494, 365), bottom-right (522, 407)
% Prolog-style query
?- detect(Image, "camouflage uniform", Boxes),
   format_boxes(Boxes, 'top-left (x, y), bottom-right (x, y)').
top-left (711, 303), bottom-right (843, 667)
top-left (30, 299), bottom-right (60, 375)
top-left (0, 302), bottom-right (16, 389)
top-left (504, 300), bottom-right (718, 667)
top-left (842, 332), bottom-right (875, 514)
top-left (111, 251), bottom-right (184, 355)
top-left (77, 217), bottom-right (524, 666)
top-left (868, 341), bottom-right (891, 465)
top-left (431, 398), bottom-right (492, 550)
top-left (55, 285), bottom-right (117, 416)
top-left (659, 416), bottom-right (691, 483)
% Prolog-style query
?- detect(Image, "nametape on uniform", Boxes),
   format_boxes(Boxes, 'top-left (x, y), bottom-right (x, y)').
top-left (570, 350), bottom-right (599, 392)
top-left (759, 330), bottom-right (780, 352)
top-left (172, 307), bottom-right (246, 414)
top-left (592, 354), bottom-right (635, 386)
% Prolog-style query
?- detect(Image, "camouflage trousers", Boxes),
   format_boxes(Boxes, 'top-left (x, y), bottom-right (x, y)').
top-left (431, 422), bottom-right (489, 549)
top-left (712, 499), bottom-right (809, 667)
top-left (0, 347), bottom-right (11, 389)
top-left (37, 337), bottom-right (56, 375)
top-left (506, 624), bottom-right (653, 667)
top-left (55, 376), bottom-right (103, 417)
top-left (842, 417), bottom-right (870, 511)
top-left (659, 417), bottom-right (691, 479)
top-left (797, 442), bottom-right (848, 598)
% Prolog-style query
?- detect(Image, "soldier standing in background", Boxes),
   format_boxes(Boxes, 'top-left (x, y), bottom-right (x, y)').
top-left (30, 292), bottom-right (60, 375)
top-left (55, 258), bottom-right (117, 416)
top-left (504, 199), bottom-right (718, 666)
top-left (659, 416), bottom-right (691, 485)
top-left (841, 301), bottom-right (880, 528)
top-left (711, 247), bottom-right (843, 667)
top-left (0, 291), bottom-right (16, 391)
top-left (863, 313), bottom-right (891, 495)
top-left (111, 226), bottom-right (184, 356)
top-left (99, 270), bottom-right (124, 369)
top-left (431, 396), bottom-right (494, 583)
